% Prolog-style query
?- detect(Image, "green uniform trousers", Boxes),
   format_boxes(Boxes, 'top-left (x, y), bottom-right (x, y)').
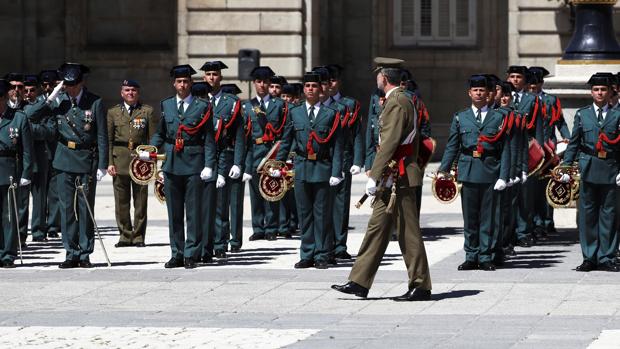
top-left (0, 185), bottom-right (18, 263)
top-left (16, 183), bottom-right (29, 243)
top-left (516, 180), bottom-right (535, 240)
top-left (30, 167), bottom-right (49, 239)
top-left (113, 174), bottom-right (148, 244)
top-left (46, 169), bottom-right (61, 235)
top-left (214, 181), bottom-right (232, 252)
top-left (201, 181), bottom-right (216, 259)
top-left (295, 180), bottom-right (333, 262)
top-left (58, 171), bottom-right (97, 262)
top-left (349, 187), bottom-right (431, 291)
top-left (578, 181), bottom-right (619, 265)
top-left (163, 173), bottom-right (203, 260)
top-left (229, 179), bottom-right (245, 249)
top-left (461, 182), bottom-right (496, 263)
top-left (332, 172), bottom-right (352, 254)
top-left (278, 189), bottom-right (297, 235)
top-left (249, 177), bottom-right (279, 236)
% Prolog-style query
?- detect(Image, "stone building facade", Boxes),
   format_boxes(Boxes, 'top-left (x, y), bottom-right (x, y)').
top-left (1, 0), bottom-right (619, 154)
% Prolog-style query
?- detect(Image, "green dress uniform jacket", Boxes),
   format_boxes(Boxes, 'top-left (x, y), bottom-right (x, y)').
top-left (562, 105), bottom-right (620, 265)
top-left (349, 87), bottom-right (431, 291)
top-left (49, 89), bottom-right (108, 262)
top-left (107, 102), bottom-right (158, 244)
top-left (364, 93), bottom-right (382, 170)
top-left (150, 95), bottom-right (216, 260)
top-left (277, 102), bottom-right (343, 262)
top-left (242, 96), bottom-right (287, 237)
top-left (438, 106), bottom-right (510, 264)
top-left (0, 107), bottom-right (33, 263)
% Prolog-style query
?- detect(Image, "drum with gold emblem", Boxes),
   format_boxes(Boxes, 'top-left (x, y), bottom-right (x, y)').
top-left (431, 170), bottom-right (461, 204)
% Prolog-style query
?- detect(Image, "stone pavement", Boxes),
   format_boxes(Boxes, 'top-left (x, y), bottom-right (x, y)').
top-left (1, 167), bottom-right (619, 348)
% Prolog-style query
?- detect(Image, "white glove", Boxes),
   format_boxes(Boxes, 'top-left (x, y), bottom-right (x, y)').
top-left (269, 169), bottom-right (281, 178)
top-left (493, 179), bottom-right (507, 191)
top-left (228, 165), bottom-right (241, 179)
top-left (513, 176), bottom-right (521, 184)
top-left (200, 167), bottom-right (213, 181)
top-left (138, 151), bottom-right (151, 161)
top-left (350, 165), bottom-right (361, 175)
top-left (242, 173), bottom-right (252, 182)
top-left (216, 174), bottom-right (226, 188)
top-left (559, 173), bottom-right (570, 183)
top-left (46, 81), bottom-right (63, 104)
top-left (329, 176), bottom-right (343, 186)
top-left (507, 178), bottom-right (514, 187)
top-left (96, 169), bottom-right (106, 181)
top-left (521, 171), bottom-right (528, 184)
top-left (365, 178), bottom-right (377, 196)
top-left (616, 173), bottom-right (620, 186)
top-left (19, 178), bottom-right (31, 186)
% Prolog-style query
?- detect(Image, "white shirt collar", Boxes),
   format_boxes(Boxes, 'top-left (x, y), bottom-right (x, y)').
top-left (210, 89), bottom-right (223, 101)
top-left (471, 104), bottom-right (489, 123)
top-left (176, 94), bottom-right (193, 107)
top-left (385, 86), bottom-right (398, 99)
top-left (305, 101), bottom-right (321, 114)
top-left (69, 89), bottom-right (84, 105)
top-left (593, 103), bottom-right (609, 114)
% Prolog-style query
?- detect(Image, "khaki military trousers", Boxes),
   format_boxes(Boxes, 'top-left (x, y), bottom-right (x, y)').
top-left (113, 174), bottom-right (148, 244)
top-left (349, 186), bottom-right (432, 291)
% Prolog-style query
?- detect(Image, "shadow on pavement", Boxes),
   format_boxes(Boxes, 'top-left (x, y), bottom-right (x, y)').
top-left (503, 228), bottom-right (578, 269)
top-left (431, 289), bottom-right (482, 300)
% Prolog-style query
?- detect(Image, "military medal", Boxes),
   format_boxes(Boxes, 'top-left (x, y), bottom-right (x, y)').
top-left (8, 127), bottom-right (18, 145)
top-left (84, 110), bottom-right (93, 131)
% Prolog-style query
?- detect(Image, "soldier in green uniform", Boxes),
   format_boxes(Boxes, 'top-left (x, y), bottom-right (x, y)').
top-left (438, 75), bottom-right (510, 271)
top-left (277, 83), bottom-right (299, 238)
top-left (107, 79), bottom-right (159, 248)
top-left (559, 73), bottom-right (620, 272)
top-left (141, 64), bottom-right (216, 269)
top-left (325, 64), bottom-right (363, 260)
top-left (22, 75), bottom-right (55, 242)
top-left (269, 76), bottom-right (287, 99)
top-left (220, 83), bottom-right (246, 253)
top-left (507, 65), bottom-right (542, 248)
top-left (0, 79), bottom-right (34, 268)
top-left (241, 66), bottom-right (287, 241)
top-left (40, 70), bottom-right (62, 239)
top-left (45, 63), bottom-right (109, 268)
top-left (275, 72), bottom-right (343, 269)
top-left (200, 61), bottom-right (244, 261)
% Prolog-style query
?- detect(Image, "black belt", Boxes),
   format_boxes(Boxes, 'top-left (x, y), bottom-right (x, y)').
top-left (580, 146), bottom-right (617, 159)
top-left (0, 149), bottom-right (16, 157)
top-left (462, 148), bottom-right (500, 159)
top-left (165, 138), bottom-right (204, 147)
top-left (296, 152), bottom-right (330, 161)
top-left (59, 138), bottom-right (95, 150)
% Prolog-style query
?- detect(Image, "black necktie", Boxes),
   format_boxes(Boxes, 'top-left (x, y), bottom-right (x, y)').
top-left (260, 98), bottom-right (266, 112)
top-left (598, 108), bottom-right (604, 125)
top-left (309, 106), bottom-right (315, 124)
top-left (476, 108), bottom-right (482, 124)
top-left (210, 95), bottom-right (216, 107)
top-left (128, 105), bottom-right (134, 116)
top-left (71, 97), bottom-right (78, 108)
top-left (514, 93), bottom-right (520, 106)
top-left (178, 100), bottom-right (184, 116)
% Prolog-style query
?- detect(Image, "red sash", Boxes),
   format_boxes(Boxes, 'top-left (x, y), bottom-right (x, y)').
top-left (175, 105), bottom-right (212, 152)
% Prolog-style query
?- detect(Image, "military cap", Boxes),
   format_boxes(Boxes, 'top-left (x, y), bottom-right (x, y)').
top-left (400, 69), bottom-right (413, 82)
top-left (4, 73), bottom-right (24, 83)
top-left (39, 70), bottom-right (60, 83)
top-left (121, 79), bottom-right (140, 88)
top-left (595, 72), bottom-right (618, 86)
top-left (507, 65), bottom-right (528, 76)
top-left (469, 74), bottom-right (489, 88)
top-left (250, 66), bottom-right (275, 80)
top-left (373, 57), bottom-right (404, 72)
top-left (59, 63), bottom-right (90, 85)
top-left (200, 61), bottom-right (228, 72)
top-left (403, 79), bottom-right (418, 93)
top-left (220, 83), bottom-right (242, 95)
top-left (311, 66), bottom-right (331, 82)
top-left (484, 74), bottom-right (501, 88)
top-left (303, 72), bottom-right (321, 83)
top-left (292, 83), bottom-right (304, 95)
top-left (529, 66), bottom-right (550, 77)
top-left (0, 79), bottom-right (8, 96)
top-left (23, 74), bottom-right (39, 86)
top-left (191, 81), bottom-right (211, 97)
top-left (326, 64), bottom-right (344, 79)
top-left (270, 75), bottom-right (288, 86)
top-left (499, 81), bottom-right (515, 95)
top-left (587, 73), bottom-right (615, 87)
top-left (170, 64), bottom-right (196, 78)
top-left (281, 83), bottom-right (297, 96)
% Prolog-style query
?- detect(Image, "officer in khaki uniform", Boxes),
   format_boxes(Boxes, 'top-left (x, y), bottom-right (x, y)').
top-left (276, 72), bottom-right (343, 269)
top-left (0, 79), bottom-right (34, 268)
top-left (560, 73), bottom-right (620, 272)
top-left (332, 62), bottom-right (431, 300)
top-left (107, 79), bottom-right (158, 248)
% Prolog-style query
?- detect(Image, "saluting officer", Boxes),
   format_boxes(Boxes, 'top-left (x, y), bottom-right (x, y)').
top-left (40, 70), bottom-right (62, 239)
top-left (0, 79), bottom-right (33, 268)
top-left (107, 79), bottom-right (159, 248)
top-left (241, 66), bottom-right (287, 241)
top-left (438, 75), bottom-right (510, 271)
top-left (141, 65), bottom-right (216, 269)
top-left (275, 72), bottom-right (343, 269)
top-left (325, 64), bottom-right (364, 260)
top-left (200, 61), bottom-right (244, 261)
top-left (49, 63), bottom-right (108, 269)
top-left (559, 73), bottom-right (620, 272)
